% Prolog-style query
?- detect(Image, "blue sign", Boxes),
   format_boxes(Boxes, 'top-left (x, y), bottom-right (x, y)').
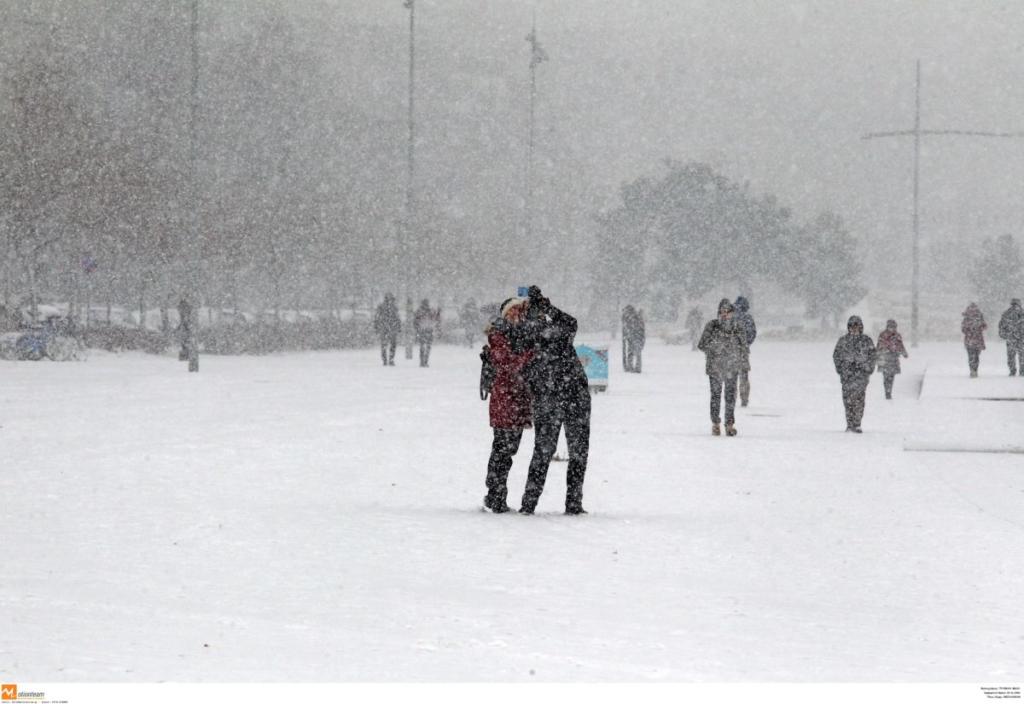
top-left (575, 344), bottom-right (609, 391)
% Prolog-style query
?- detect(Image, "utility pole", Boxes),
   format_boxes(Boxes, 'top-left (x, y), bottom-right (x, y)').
top-left (863, 60), bottom-right (1023, 347)
top-left (524, 15), bottom-right (547, 241)
top-left (186, 0), bottom-right (200, 371)
top-left (403, 0), bottom-right (416, 359)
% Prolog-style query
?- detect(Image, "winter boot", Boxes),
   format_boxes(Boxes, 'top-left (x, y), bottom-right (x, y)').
top-left (725, 423), bottom-right (737, 437)
top-left (712, 423), bottom-right (721, 436)
top-left (518, 505), bottom-right (535, 515)
top-left (565, 505), bottom-right (588, 515)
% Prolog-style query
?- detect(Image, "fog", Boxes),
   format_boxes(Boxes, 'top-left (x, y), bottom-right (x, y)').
top-left (3, 0), bottom-right (1023, 340)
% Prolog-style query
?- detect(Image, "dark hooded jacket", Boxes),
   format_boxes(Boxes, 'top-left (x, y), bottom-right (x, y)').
top-left (734, 296), bottom-right (756, 371)
top-left (698, 316), bottom-right (749, 377)
top-left (374, 296), bottom-right (401, 337)
top-left (833, 317), bottom-right (877, 385)
top-left (998, 300), bottom-right (1024, 345)
top-left (522, 303), bottom-right (589, 404)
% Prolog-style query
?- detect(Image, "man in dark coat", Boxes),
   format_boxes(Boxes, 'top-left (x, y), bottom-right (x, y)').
top-left (733, 296), bottom-right (757, 406)
top-left (997, 298), bottom-right (1024, 376)
top-left (412, 299), bottom-right (440, 367)
top-left (698, 299), bottom-right (749, 436)
top-left (519, 286), bottom-right (591, 515)
top-left (373, 293), bottom-right (401, 366)
top-left (482, 298), bottom-right (535, 513)
top-left (177, 296), bottom-right (198, 373)
top-left (832, 315), bottom-right (877, 432)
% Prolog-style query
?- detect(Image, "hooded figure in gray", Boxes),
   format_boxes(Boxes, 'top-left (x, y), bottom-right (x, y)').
top-left (698, 298), bottom-right (749, 435)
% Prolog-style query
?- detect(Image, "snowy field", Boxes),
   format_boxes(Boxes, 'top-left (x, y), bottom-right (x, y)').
top-left (2, 339), bottom-right (1022, 683)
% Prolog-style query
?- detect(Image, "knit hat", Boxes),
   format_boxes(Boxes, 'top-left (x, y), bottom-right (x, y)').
top-left (847, 315), bottom-right (863, 329)
top-left (886, 319), bottom-right (897, 329)
top-left (718, 298), bottom-right (735, 314)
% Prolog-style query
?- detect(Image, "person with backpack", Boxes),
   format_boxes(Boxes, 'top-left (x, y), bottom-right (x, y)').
top-left (373, 293), bottom-right (401, 366)
top-left (519, 286), bottom-right (592, 515)
top-left (833, 315), bottom-right (877, 432)
top-left (733, 296), bottom-right (757, 406)
top-left (875, 319), bottom-right (908, 400)
top-left (413, 299), bottom-right (440, 367)
top-left (482, 297), bottom-right (535, 513)
top-left (997, 298), bottom-right (1024, 376)
top-left (962, 302), bottom-right (987, 378)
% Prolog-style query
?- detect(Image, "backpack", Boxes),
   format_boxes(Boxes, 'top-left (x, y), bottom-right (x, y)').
top-left (479, 344), bottom-right (496, 400)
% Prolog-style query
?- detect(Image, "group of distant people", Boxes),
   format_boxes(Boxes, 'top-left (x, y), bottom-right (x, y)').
top-left (961, 298), bottom-right (1024, 378)
top-left (372, 294), bottom-right (442, 367)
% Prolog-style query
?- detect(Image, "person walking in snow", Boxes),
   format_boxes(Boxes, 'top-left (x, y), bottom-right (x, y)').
top-left (413, 299), bottom-right (440, 367)
top-left (685, 306), bottom-right (703, 351)
top-left (875, 319), bottom-right (908, 400)
top-left (519, 286), bottom-right (592, 515)
top-left (832, 315), bottom-right (877, 432)
top-left (176, 296), bottom-right (199, 373)
top-left (373, 293), bottom-right (401, 366)
top-left (460, 299), bottom-right (481, 348)
top-left (621, 305), bottom-right (646, 373)
top-left (698, 299), bottom-right (749, 436)
top-left (961, 302), bottom-right (987, 378)
top-left (482, 298), bottom-right (535, 513)
top-left (733, 296), bottom-right (757, 406)
top-left (997, 298), bottom-right (1024, 376)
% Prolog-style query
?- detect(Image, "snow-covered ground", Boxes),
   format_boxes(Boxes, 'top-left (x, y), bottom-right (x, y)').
top-left (2, 339), bottom-right (1022, 682)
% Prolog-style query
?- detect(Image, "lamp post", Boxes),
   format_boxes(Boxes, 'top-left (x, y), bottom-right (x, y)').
top-left (863, 60), bottom-right (1023, 347)
top-left (524, 15), bottom-right (547, 241)
top-left (402, 0), bottom-right (416, 359)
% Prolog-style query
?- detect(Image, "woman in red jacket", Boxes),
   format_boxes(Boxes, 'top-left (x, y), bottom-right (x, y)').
top-left (876, 319), bottom-right (909, 400)
top-left (962, 303), bottom-right (987, 378)
top-left (483, 298), bottom-right (535, 513)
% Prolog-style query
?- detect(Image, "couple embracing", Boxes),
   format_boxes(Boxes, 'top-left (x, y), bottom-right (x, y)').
top-left (482, 286), bottom-right (591, 515)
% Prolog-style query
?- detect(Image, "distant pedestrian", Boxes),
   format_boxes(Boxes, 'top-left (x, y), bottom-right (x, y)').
top-left (961, 303), bottom-right (987, 378)
top-left (832, 315), bottom-right (877, 432)
top-left (875, 319), bottom-right (908, 400)
top-left (460, 299), bottom-right (481, 348)
top-left (482, 298), bottom-right (535, 513)
top-left (685, 307), bottom-right (703, 351)
top-left (733, 296), bottom-right (757, 406)
top-left (621, 305), bottom-right (645, 373)
top-left (519, 286), bottom-right (591, 515)
top-left (373, 293), bottom-right (401, 366)
top-left (176, 297), bottom-right (199, 373)
top-left (997, 298), bottom-right (1024, 376)
top-left (698, 299), bottom-right (749, 436)
top-left (413, 299), bottom-right (441, 367)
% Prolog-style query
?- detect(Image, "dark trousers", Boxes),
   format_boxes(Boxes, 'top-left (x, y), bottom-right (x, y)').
top-left (842, 379), bottom-right (868, 429)
top-left (522, 394), bottom-right (592, 511)
top-left (1007, 344), bottom-right (1023, 375)
top-left (485, 428), bottom-right (523, 508)
top-left (709, 374), bottom-right (738, 425)
top-left (380, 334), bottom-right (397, 365)
top-left (967, 347), bottom-right (981, 374)
top-left (882, 371), bottom-right (895, 398)
top-left (625, 342), bottom-right (642, 372)
top-left (418, 332), bottom-right (433, 367)
top-left (738, 370), bottom-right (750, 406)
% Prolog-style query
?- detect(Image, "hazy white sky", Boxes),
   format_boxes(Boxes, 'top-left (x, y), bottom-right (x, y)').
top-left (329, 0), bottom-right (1024, 280)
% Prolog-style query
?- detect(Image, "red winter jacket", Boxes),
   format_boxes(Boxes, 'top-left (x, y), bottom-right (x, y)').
top-left (961, 306), bottom-right (987, 351)
top-left (487, 324), bottom-right (535, 429)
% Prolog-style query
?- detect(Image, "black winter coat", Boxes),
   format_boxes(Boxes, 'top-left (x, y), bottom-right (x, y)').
top-left (833, 333), bottom-right (877, 385)
top-left (698, 319), bottom-right (749, 377)
top-left (522, 304), bottom-right (590, 404)
top-left (998, 304), bottom-right (1024, 345)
